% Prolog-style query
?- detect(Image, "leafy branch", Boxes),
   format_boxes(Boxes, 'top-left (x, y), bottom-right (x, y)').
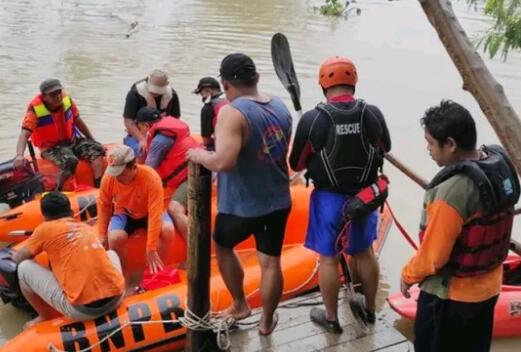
top-left (469, 0), bottom-right (521, 58)
top-left (319, 0), bottom-right (361, 18)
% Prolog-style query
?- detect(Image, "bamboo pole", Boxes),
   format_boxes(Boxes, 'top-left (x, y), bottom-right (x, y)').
top-left (186, 162), bottom-right (215, 351)
top-left (418, 0), bottom-right (521, 176)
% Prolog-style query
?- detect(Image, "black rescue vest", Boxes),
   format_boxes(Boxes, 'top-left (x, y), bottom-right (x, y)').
top-left (425, 145), bottom-right (520, 277)
top-left (307, 101), bottom-right (383, 191)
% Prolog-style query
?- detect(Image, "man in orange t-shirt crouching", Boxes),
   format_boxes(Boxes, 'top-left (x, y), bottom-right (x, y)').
top-left (11, 192), bottom-right (125, 328)
top-left (97, 145), bottom-right (174, 296)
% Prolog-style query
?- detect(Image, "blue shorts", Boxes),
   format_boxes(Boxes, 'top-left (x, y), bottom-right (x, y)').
top-left (304, 189), bottom-right (378, 256)
top-left (108, 212), bottom-right (172, 235)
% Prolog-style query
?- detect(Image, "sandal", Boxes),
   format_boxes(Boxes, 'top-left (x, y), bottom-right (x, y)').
top-left (310, 307), bottom-right (343, 334)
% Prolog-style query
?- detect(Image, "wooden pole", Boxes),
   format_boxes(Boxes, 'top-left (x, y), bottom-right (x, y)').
top-left (418, 0), bottom-right (521, 176)
top-left (385, 153), bottom-right (428, 189)
top-left (186, 162), bottom-right (216, 351)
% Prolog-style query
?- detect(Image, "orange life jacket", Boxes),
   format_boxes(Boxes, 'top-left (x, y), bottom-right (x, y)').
top-left (146, 116), bottom-right (199, 189)
top-left (29, 94), bottom-right (75, 149)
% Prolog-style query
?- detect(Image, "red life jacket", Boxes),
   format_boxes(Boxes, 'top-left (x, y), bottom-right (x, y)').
top-left (419, 145), bottom-right (520, 277)
top-left (146, 116), bottom-right (199, 189)
top-left (29, 94), bottom-right (75, 149)
top-left (210, 95), bottom-right (228, 129)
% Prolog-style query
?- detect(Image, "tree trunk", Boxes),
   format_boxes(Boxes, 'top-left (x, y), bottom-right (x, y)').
top-left (418, 0), bottom-right (521, 175)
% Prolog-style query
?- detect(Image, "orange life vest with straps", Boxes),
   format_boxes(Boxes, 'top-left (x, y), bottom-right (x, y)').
top-left (146, 116), bottom-right (199, 189)
top-left (29, 94), bottom-right (75, 149)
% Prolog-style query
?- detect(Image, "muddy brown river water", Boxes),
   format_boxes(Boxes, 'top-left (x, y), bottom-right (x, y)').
top-left (0, 0), bottom-right (520, 349)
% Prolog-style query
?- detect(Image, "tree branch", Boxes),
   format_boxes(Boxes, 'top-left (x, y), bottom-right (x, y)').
top-left (418, 0), bottom-right (521, 175)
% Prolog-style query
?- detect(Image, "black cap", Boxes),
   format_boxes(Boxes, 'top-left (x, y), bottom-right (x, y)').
top-left (41, 191), bottom-right (72, 220)
top-left (192, 77), bottom-right (221, 94)
top-left (136, 107), bottom-right (161, 123)
top-left (219, 53), bottom-right (257, 80)
top-left (40, 78), bottom-right (63, 94)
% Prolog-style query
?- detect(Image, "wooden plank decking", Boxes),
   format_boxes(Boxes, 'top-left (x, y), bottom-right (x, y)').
top-left (227, 291), bottom-right (412, 351)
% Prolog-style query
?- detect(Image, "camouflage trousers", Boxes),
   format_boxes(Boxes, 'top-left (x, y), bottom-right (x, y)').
top-left (41, 138), bottom-right (105, 176)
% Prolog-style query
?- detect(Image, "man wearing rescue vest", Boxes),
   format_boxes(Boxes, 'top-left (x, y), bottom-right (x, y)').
top-left (192, 76), bottom-right (228, 149)
top-left (123, 69), bottom-right (181, 158)
top-left (14, 79), bottom-right (105, 190)
top-left (289, 56), bottom-right (391, 333)
top-left (97, 145), bottom-right (175, 296)
top-left (135, 106), bottom-right (198, 244)
top-left (401, 101), bottom-right (520, 352)
top-left (11, 192), bottom-right (124, 328)
top-left (188, 53), bottom-right (292, 336)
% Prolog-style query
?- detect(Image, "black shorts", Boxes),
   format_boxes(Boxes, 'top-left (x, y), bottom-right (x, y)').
top-left (213, 208), bottom-right (291, 257)
top-left (414, 290), bottom-right (498, 352)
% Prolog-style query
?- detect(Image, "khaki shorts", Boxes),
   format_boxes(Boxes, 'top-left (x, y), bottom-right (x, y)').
top-left (171, 180), bottom-right (188, 208)
top-left (18, 250), bottom-right (123, 320)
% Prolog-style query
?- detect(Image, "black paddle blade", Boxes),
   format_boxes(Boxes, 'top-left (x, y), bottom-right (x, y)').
top-left (271, 33), bottom-right (302, 112)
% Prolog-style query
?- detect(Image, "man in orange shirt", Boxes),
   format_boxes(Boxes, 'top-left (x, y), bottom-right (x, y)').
top-left (401, 101), bottom-right (520, 352)
top-left (14, 79), bottom-right (105, 190)
top-left (11, 192), bottom-right (124, 328)
top-left (97, 145), bottom-right (174, 295)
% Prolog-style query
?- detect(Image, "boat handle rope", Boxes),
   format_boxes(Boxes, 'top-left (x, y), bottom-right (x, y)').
top-left (47, 259), bottom-right (321, 352)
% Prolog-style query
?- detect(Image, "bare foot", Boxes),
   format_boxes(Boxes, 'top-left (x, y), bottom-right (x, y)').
top-left (24, 316), bottom-right (43, 329)
top-left (259, 312), bottom-right (279, 336)
top-left (215, 303), bottom-right (252, 320)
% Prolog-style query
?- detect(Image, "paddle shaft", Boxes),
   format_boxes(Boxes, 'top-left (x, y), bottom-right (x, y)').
top-left (339, 254), bottom-right (368, 327)
top-left (384, 153), bottom-right (428, 189)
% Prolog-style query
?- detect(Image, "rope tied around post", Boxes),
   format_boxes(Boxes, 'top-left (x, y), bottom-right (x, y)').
top-left (46, 307), bottom-right (236, 352)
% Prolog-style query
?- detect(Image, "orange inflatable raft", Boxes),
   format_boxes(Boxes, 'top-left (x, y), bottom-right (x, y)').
top-left (0, 186), bottom-right (393, 352)
top-left (0, 187), bottom-right (98, 243)
top-left (387, 255), bottom-right (521, 337)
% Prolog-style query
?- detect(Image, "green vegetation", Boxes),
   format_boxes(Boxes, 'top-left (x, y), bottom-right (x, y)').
top-left (317, 0), bottom-right (520, 59)
top-left (470, 0), bottom-right (521, 59)
top-left (320, 0), bottom-right (347, 16)
top-left (318, 0), bottom-right (361, 19)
